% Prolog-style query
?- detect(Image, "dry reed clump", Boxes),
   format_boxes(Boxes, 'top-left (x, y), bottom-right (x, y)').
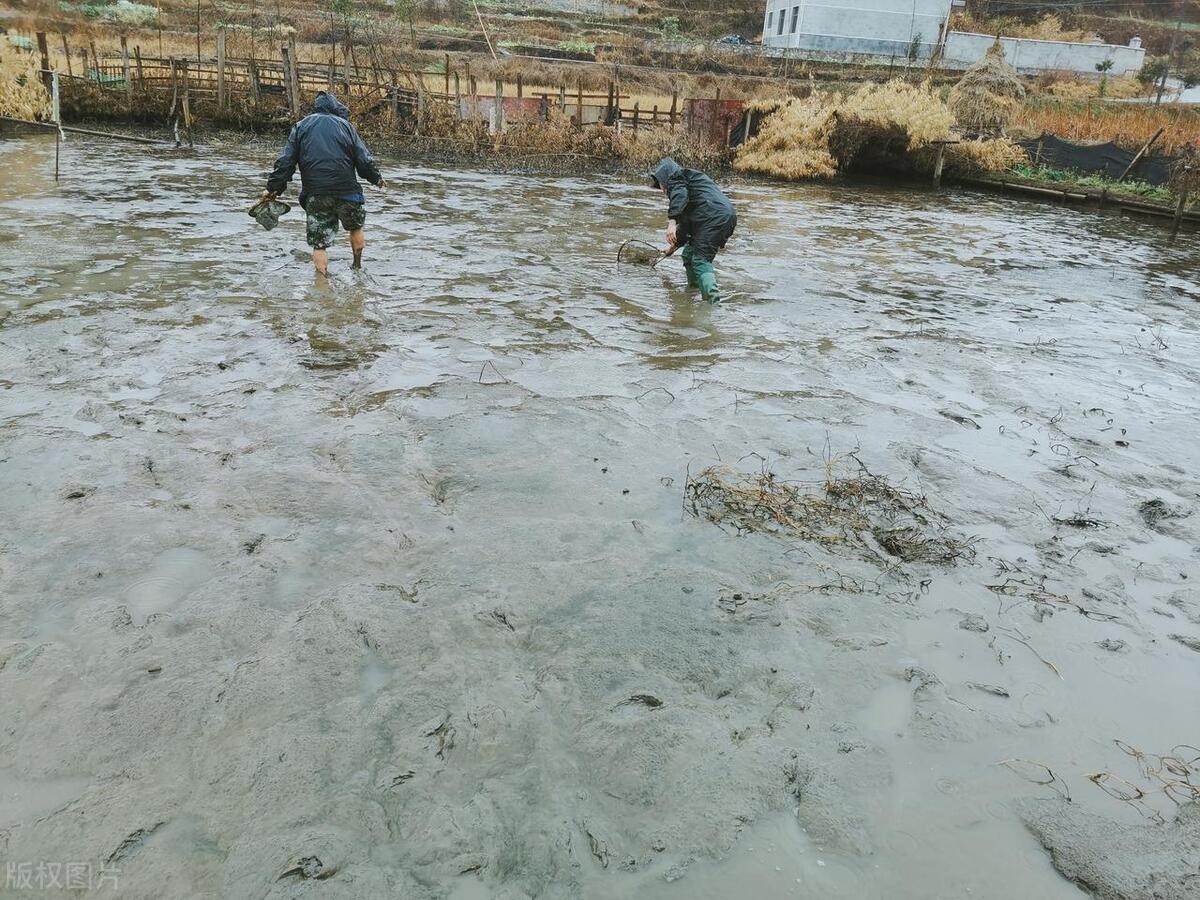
top-left (944, 136), bottom-right (1028, 173)
top-left (1013, 101), bottom-right (1200, 154)
top-left (1040, 74), bottom-right (1147, 100)
top-left (684, 459), bottom-right (975, 567)
top-left (949, 39), bottom-right (1025, 137)
top-left (0, 48), bottom-right (52, 121)
top-left (733, 80), bottom-right (954, 180)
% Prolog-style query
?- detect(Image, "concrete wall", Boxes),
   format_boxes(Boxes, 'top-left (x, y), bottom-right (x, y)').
top-left (762, 0), bottom-right (952, 58)
top-left (943, 31), bottom-right (1145, 76)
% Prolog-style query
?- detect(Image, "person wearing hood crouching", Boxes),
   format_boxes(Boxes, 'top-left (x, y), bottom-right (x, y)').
top-left (649, 157), bottom-right (737, 303)
top-left (263, 92), bottom-right (385, 276)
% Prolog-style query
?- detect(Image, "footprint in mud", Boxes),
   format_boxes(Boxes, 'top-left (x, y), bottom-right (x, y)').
top-left (422, 472), bottom-right (476, 512)
top-left (124, 548), bottom-right (215, 626)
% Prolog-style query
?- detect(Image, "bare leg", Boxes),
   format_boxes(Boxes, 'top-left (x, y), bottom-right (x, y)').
top-left (312, 248), bottom-right (329, 277)
top-left (349, 229), bottom-right (365, 269)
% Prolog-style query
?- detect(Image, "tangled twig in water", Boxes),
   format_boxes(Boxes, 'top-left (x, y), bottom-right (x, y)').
top-left (682, 456), bottom-right (976, 567)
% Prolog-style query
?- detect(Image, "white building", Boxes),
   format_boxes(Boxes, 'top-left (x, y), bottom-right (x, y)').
top-left (761, 0), bottom-right (953, 59)
top-left (759, 0), bottom-right (1147, 74)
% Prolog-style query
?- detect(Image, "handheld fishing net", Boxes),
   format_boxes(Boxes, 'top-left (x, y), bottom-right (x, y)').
top-left (617, 239), bottom-right (665, 269)
top-left (248, 198), bottom-right (292, 231)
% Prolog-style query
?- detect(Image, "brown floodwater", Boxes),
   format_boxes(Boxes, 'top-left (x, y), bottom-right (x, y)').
top-left (1, 132), bottom-right (1199, 899)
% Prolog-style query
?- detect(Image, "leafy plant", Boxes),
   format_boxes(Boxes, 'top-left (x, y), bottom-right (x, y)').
top-left (660, 16), bottom-right (680, 40)
top-left (558, 39), bottom-right (596, 55)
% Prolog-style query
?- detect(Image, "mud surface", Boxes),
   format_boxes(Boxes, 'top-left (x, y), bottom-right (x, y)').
top-left (2, 135), bottom-right (1199, 899)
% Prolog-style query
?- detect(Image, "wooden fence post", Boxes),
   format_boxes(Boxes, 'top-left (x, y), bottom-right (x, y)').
top-left (494, 79), bottom-right (503, 132)
top-left (1174, 189), bottom-right (1190, 234)
top-left (89, 40), bottom-right (99, 82)
top-left (37, 33), bottom-right (51, 91)
top-left (390, 77), bottom-right (399, 128)
top-left (444, 53), bottom-right (450, 95)
top-left (558, 82), bottom-right (565, 111)
top-left (248, 60), bottom-right (260, 104)
top-left (60, 33), bottom-right (73, 77)
top-left (670, 91), bottom-right (677, 131)
top-left (632, 101), bottom-right (639, 136)
top-left (286, 37), bottom-right (301, 116)
top-left (516, 74), bottom-right (522, 99)
top-left (417, 79), bottom-right (426, 135)
top-left (454, 71), bottom-right (461, 116)
top-left (281, 42), bottom-right (298, 118)
top-left (216, 25), bottom-right (226, 108)
top-left (134, 45), bottom-right (144, 86)
top-left (575, 79), bottom-right (582, 127)
top-left (120, 36), bottom-right (131, 91)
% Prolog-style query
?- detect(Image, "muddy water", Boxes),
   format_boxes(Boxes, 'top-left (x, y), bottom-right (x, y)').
top-left (2, 134), bottom-right (1199, 900)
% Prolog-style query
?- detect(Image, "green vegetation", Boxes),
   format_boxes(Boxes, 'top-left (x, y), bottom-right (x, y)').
top-left (1011, 163), bottom-right (1172, 201)
top-left (558, 38), bottom-right (596, 54)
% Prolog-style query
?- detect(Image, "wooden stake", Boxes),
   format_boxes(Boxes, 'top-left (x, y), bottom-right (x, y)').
top-left (444, 54), bottom-right (450, 96)
top-left (37, 33), bottom-right (51, 91)
top-left (516, 74), bottom-right (522, 99)
top-left (216, 25), bottom-right (226, 109)
top-left (933, 143), bottom-right (946, 188)
top-left (1119, 126), bottom-right (1164, 183)
top-left (249, 60), bottom-right (260, 104)
top-left (120, 35), bottom-right (131, 90)
top-left (286, 37), bottom-right (301, 117)
top-left (135, 45), bottom-right (144, 86)
top-left (417, 79), bottom-right (426, 135)
top-left (576, 79), bottom-right (582, 127)
top-left (61, 33), bottom-right (73, 77)
top-left (494, 78), bottom-right (503, 132)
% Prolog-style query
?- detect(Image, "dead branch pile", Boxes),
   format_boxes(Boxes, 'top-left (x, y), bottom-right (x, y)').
top-left (684, 460), bottom-right (975, 566)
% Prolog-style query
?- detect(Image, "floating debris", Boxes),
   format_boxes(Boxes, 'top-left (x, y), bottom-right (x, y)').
top-left (683, 458), bottom-right (975, 566)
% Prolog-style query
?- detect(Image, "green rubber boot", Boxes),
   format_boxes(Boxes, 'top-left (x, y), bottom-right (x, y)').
top-left (693, 258), bottom-right (720, 303)
top-left (680, 244), bottom-right (700, 289)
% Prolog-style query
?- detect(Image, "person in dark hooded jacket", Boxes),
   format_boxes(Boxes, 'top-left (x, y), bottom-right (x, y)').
top-left (649, 157), bottom-right (737, 303)
top-left (263, 92), bottom-right (384, 276)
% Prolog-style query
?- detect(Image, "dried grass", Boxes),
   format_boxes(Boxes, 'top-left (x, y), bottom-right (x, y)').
top-left (684, 457), bottom-right (975, 567)
top-left (949, 39), bottom-right (1024, 137)
top-left (1014, 100), bottom-right (1200, 154)
top-left (1041, 74), bottom-right (1147, 100)
top-left (1169, 144), bottom-right (1200, 198)
top-left (950, 12), bottom-right (1096, 43)
top-left (0, 47), bottom-right (52, 121)
top-left (944, 136), bottom-right (1028, 173)
top-left (734, 80), bottom-right (958, 180)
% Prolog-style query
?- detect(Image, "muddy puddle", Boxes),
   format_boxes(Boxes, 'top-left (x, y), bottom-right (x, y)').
top-left (1, 133), bottom-right (1199, 899)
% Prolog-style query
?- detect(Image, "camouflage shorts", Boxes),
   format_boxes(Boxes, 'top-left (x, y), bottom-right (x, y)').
top-left (304, 195), bottom-right (366, 249)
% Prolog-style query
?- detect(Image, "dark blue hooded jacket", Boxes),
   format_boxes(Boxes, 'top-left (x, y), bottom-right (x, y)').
top-left (650, 157), bottom-right (736, 251)
top-left (266, 93), bottom-right (381, 207)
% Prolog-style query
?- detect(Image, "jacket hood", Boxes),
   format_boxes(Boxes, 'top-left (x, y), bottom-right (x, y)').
top-left (650, 157), bottom-right (683, 187)
top-left (312, 92), bottom-right (351, 119)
